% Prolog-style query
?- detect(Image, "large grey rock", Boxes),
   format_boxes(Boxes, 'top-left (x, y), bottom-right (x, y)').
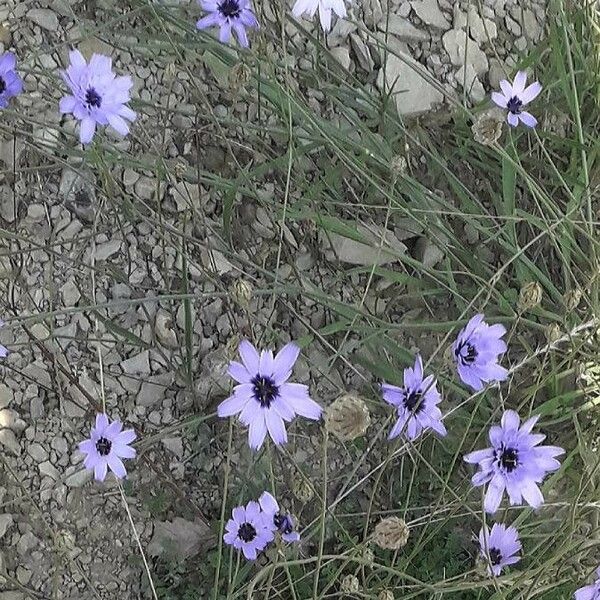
top-left (148, 517), bottom-right (215, 560)
top-left (321, 223), bottom-right (407, 265)
top-left (411, 0), bottom-right (450, 29)
top-left (26, 9), bottom-right (59, 31)
top-left (442, 29), bottom-right (488, 75)
top-left (377, 52), bottom-right (443, 115)
top-left (0, 514), bottom-right (12, 539)
top-left (382, 15), bottom-right (428, 41)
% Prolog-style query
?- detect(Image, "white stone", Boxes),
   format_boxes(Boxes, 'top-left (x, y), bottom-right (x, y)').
top-left (382, 15), bottom-right (428, 41)
top-left (39, 460), bottom-right (60, 480)
top-left (0, 514), bottom-right (12, 539)
top-left (162, 436), bottom-right (183, 458)
top-left (26, 8), bottom-right (59, 31)
top-left (65, 468), bottom-right (92, 488)
top-left (120, 350), bottom-right (151, 375)
top-left (95, 238), bottom-right (122, 261)
top-left (377, 52), bottom-right (443, 116)
top-left (322, 222), bottom-right (407, 265)
top-left (411, 0), bottom-right (450, 29)
top-left (0, 429), bottom-right (20, 455)
top-left (137, 373), bottom-right (173, 407)
top-left (27, 442), bottom-right (48, 462)
top-left (60, 278), bottom-right (80, 307)
top-left (442, 29), bottom-right (488, 75)
top-left (330, 47), bottom-right (351, 70)
top-left (171, 181), bottom-right (201, 212)
top-left (456, 65), bottom-right (486, 103)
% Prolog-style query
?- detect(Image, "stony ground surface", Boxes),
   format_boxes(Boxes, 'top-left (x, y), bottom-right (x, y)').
top-left (0, 0), bottom-right (546, 598)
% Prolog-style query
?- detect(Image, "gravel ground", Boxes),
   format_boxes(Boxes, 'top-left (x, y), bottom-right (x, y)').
top-left (0, 0), bottom-right (546, 598)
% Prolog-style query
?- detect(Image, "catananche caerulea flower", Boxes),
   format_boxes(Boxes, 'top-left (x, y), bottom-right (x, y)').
top-left (196, 0), bottom-right (258, 47)
top-left (259, 491), bottom-right (300, 543)
top-left (78, 413), bottom-right (137, 481)
top-left (217, 340), bottom-right (322, 450)
top-left (381, 355), bottom-right (447, 441)
top-left (575, 566), bottom-right (600, 600)
top-left (491, 71), bottom-right (542, 128)
top-left (59, 50), bottom-right (136, 144)
top-left (292, 0), bottom-right (348, 33)
top-left (0, 52), bottom-right (23, 108)
top-left (464, 410), bottom-right (564, 513)
top-left (223, 500), bottom-right (274, 560)
top-left (452, 314), bottom-right (508, 391)
top-left (479, 523), bottom-right (521, 576)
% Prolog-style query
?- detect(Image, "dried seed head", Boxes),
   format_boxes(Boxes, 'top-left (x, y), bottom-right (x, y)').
top-left (579, 361), bottom-right (600, 395)
top-left (230, 279), bottom-right (253, 309)
top-left (564, 288), bottom-right (582, 311)
top-left (390, 155), bottom-right (407, 179)
top-left (173, 161), bottom-right (187, 181)
top-left (224, 334), bottom-right (242, 361)
top-left (325, 393), bottom-right (371, 441)
top-left (518, 281), bottom-right (542, 312)
top-left (340, 574), bottom-right (360, 594)
top-left (471, 108), bottom-right (504, 146)
top-left (292, 469), bottom-right (314, 503)
top-left (545, 323), bottom-right (562, 344)
top-left (378, 591), bottom-right (395, 600)
top-left (362, 545), bottom-right (374, 566)
top-left (228, 62), bottom-right (252, 93)
top-left (372, 517), bottom-right (409, 550)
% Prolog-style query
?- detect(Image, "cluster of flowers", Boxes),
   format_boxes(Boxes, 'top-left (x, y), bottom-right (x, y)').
top-left (0, 0), bottom-right (568, 590)
top-left (224, 491), bottom-right (299, 559)
top-left (0, 1), bottom-right (542, 142)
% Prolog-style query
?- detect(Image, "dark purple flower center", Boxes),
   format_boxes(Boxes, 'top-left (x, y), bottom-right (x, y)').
top-left (218, 0), bottom-right (241, 18)
top-left (403, 389), bottom-right (424, 413)
top-left (506, 96), bottom-right (522, 115)
top-left (251, 375), bottom-right (279, 408)
top-left (498, 446), bottom-right (519, 472)
top-left (238, 522), bottom-right (257, 542)
top-left (489, 547), bottom-right (502, 565)
top-left (274, 512), bottom-right (294, 535)
top-left (85, 87), bottom-right (102, 108)
top-left (455, 340), bottom-right (478, 365)
top-left (0, 77), bottom-right (5, 95)
top-left (96, 436), bottom-right (112, 456)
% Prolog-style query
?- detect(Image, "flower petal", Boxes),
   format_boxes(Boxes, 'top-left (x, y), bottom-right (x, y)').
top-left (228, 361), bottom-right (252, 383)
top-left (491, 92), bottom-right (507, 108)
top-left (520, 81), bottom-right (542, 104)
top-left (248, 414), bottom-right (268, 449)
top-left (518, 111), bottom-right (538, 128)
top-left (239, 340), bottom-right (259, 373)
top-left (279, 383), bottom-right (321, 420)
top-left (512, 71), bottom-right (527, 94)
top-left (218, 385), bottom-right (253, 417)
top-left (265, 410), bottom-right (288, 445)
top-left (94, 460), bottom-right (108, 482)
top-left (507, 112), bottom-right (519, 127)
top-left (484, 476), bottom-right (505, 513)
top-left (107, 455), bottom-right (127, 479)
top-left (272, 342), bottom-right (300, 384)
